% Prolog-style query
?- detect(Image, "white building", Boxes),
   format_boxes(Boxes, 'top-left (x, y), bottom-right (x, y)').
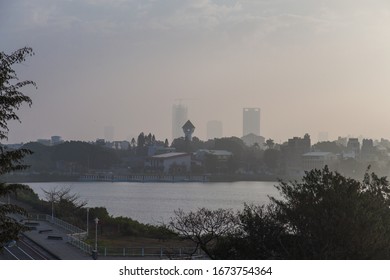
top-left (241, 133), bottom-right (265, 147)
top-left (148, 152), bottom-right (191, 173)
top-left (302, 152), bottom-right (338, 171)
top-left (194, 149), bottom-right (233, 162)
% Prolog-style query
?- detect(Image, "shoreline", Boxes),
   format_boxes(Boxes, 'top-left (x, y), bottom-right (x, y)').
top-left (2, 173), bottom-right (281, 183)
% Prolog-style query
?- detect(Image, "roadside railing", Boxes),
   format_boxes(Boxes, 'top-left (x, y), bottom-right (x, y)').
top-left (96, 246), bottom-right (204, 259)
top-left (68, 235), bottom-right (93, 255)
top-left (28, 214), bottom-right (85, 236)
top-left (27, 214), bottom-right (206, 259)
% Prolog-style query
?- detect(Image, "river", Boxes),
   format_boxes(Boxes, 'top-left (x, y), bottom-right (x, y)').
top-left (26, 181), bottom-right (280, 225)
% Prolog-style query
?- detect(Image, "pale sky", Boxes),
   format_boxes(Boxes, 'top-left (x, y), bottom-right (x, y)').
top-left (1, 0), bottom-right (390, 143)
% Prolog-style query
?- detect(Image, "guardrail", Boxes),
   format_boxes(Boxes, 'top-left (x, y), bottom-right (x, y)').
top-left (68, 235), bottom-right (93, 255)
top-left (79, 174), bottom-right (210, 182)
top-left (28, 214), bottom-right (85, 236)
top-left (97, 246), bottom-right (204, 259)
top-left (27, 214), bottom-right (206, 259)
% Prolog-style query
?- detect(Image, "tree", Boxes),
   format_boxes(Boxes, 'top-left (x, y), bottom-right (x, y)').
top-left (42, 186), bottom-right (87, 220)
top-left (265, 139), bottom-right (275, 150)
top-left (263, 148), bottom-right (281, 172)
top-left (170, 167), bottom-right (390, 260)
top-left (0, 47), bottom-right (36, 250)
top-left (130, 137), bottom-right (136, 148)
top-left (169, 208), bottom-right (239, 259)
top-left (212, 204), bottom-right (286, 259)
top-left (136, 132), bottom-right (145, 156)
top-left (271, 166), bottom-right (390, 259)
top-left (312, 141), bottom-right (343, 154)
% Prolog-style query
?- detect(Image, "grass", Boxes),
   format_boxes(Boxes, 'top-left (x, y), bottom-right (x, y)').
top-left (86, 232), bottom-right (193, 248)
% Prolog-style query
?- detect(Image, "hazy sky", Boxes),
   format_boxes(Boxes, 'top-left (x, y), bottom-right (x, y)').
top-left (2, 0), bottom-right (390, 143)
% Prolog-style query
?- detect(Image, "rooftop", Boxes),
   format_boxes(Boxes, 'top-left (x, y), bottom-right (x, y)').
top-left (182, 120), bottom-right (195, 129)
top-left (303, 152), bottom-right (333, 157)
top-left (151, 152), bottom-right (189, 159)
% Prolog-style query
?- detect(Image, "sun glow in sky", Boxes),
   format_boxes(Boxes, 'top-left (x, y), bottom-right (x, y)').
top-left (2, 0), bottom-right (390, 143)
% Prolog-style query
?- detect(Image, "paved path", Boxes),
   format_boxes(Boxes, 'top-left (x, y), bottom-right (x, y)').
top-left (20, 219), bottom-right (92, 260)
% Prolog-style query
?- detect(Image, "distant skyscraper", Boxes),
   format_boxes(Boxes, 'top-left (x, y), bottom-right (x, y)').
top-left (104, 126), bottom-right (114, 142)
top-left (172, 104), bottom-right (188, 140)
top-left (347, 138), bottom-right (360, 156)
top-left (243, 108), bottom-right (260, 136)
top-left (207, 120), bottom-right (223, 139)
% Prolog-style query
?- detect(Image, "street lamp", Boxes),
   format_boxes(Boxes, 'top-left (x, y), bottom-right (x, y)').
top-left (94, 217), bottom-right (99, 250)
top-left (51, 199), bottom-right (54, 221)
top-left (86, 207), bottom-right (90, 237)
top-left (92, 217), bottom-right (99, 260)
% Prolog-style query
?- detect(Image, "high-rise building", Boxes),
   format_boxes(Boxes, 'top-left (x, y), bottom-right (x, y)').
top-left (172, 104), bottom-right (188, 140)
top-left (207, 120), bottom-right (223, 140)
top-left (104, 126), bottom-right (114, 142)
top-left (243, 108), bottom-right (260, 136)
top-left (347, 138), bottom-right (360, 156)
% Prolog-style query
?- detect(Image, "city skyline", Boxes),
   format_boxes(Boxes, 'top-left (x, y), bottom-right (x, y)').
top-left (2, 1), bottom-right (390, 143)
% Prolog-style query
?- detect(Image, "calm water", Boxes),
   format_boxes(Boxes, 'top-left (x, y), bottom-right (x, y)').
top-left (26, 181), bottom-right (280, 225)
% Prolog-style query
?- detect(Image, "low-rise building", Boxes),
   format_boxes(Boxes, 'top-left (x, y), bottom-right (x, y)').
top-left (193, 149), bottom-right (233, 173)
top-left (302, 152), bottom-right (338, 171)
top-left (147, 145), bottom-right (176, 156)
top-left (148, 152), bottom-right (191, 173)
top-left (194, 149), bottom-right (233, 162)
top-left (241, 133), bottom-right (265, 147)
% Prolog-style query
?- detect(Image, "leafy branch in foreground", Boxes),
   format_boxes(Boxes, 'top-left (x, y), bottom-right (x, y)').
top-left (0, 47), bottom-right (36, 250)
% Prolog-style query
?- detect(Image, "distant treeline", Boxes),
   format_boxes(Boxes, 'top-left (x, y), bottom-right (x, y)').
top-left (18, 141), bottom-right (122, 173)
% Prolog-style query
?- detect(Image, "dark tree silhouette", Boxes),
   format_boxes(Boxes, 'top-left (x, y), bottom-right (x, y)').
top-left (0, 47), bottom-right (36, 250)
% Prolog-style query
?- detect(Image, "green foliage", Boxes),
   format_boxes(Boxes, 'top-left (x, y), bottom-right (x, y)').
top-left (272, 166), bottom-right (390, 259)
top-left (52, 141), bottom-right (120, 170)
top-left (169, 208), bottom-right (239, 259)
top-left (21, 141), bottom-right (120, 173)
top-left (212, 204), bottom-right (286, 259)
top-left (214, 137), bottom-right (246, 159)
top-left (263, 149), bottom-right (280, 171)
top-left (171, 167), bottom-right (390, 259)
top-left (265, 139), bottom-right (275, 149)
top-left (312, 141), bottom-right (343, 154)
top-left (0, 47), bottom-right (36, 249)
top-left (0, 47), bottom-right (35, 140)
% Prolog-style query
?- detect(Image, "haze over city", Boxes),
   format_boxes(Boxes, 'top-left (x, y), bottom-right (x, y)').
top-left (2, 0), bottom-right (390, 143)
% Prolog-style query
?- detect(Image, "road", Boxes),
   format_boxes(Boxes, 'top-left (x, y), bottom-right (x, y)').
top-left (1, 235), bottom-right (55, 260)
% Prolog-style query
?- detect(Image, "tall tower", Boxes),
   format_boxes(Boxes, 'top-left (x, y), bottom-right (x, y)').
top-left (182, 120), bottom-right (195, 141)
top-left (243, 108), bottom-right (260, 136)
top-left (172, 104), bottom-right (188, 140)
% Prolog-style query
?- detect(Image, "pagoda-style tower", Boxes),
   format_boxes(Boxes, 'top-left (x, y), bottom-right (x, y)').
top-left (182, 120), bottom-right (195, 141)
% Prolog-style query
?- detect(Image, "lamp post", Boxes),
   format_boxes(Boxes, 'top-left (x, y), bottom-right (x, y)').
top-left (51, 199), bottom-right (54, 221)
top-left (86, 208), bottom-right (90, 237)
top-left (94, 217), bottom-right (99, 255)
top-left (91, 217), bottom-right (99, 260)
